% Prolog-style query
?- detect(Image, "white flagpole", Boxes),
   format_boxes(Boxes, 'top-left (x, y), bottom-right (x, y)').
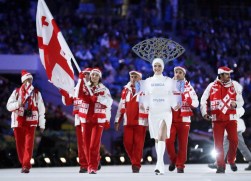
top-left (64, 42), bottom-right (81, 73)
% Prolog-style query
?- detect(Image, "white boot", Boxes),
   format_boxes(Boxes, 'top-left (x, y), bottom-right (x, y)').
top-left (156, 141), bottom-right (165, 175)
top-left (154, 142), bottom-right (158, 172)
top-left (155, 142), bottom-right (158, 154)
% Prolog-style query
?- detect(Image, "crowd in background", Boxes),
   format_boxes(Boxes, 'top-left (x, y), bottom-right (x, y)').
top-left (0, 0), bottom-right (250, 166)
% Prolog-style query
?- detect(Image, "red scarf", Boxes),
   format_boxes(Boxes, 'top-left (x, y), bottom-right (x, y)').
top-left (16, 86), bottom-right (38, 127)
top-left (180, 81), bottom-right (193, 117)
top-left (172, 81), bottom-right (193, 122)
top-left (210, 79), bottom-right (237, 118)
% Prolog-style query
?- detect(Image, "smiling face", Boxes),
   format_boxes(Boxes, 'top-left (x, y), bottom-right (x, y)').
top-left (174, 69), bottom-right (185, 80)
top-left (90, 72), bottom-right (101, 85)
top-left (153, 62), bottom-right (163, 75)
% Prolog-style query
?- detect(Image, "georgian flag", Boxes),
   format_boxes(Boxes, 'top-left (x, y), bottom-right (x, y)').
top-left (36, 0), bottom-right (75, 95)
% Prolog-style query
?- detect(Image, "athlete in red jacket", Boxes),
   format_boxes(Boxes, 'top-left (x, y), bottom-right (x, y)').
top-left (166, 66), bottom-right (199, 173)
top-left (60, 67), bottom-right (91, 173)
top-left (200, 66), bottom-right (244, 173)
top-left (78, 68), bottom-right (113, 174)
top-left (6, 70), bottom-right (46, 173)
top-left (115, 71), bottom-right (148, 173)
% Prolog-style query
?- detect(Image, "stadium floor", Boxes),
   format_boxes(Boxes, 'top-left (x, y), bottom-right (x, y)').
top-left (0, 164), bottom-right (250, 181)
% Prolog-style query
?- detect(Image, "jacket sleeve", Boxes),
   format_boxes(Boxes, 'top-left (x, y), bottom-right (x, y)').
top-left (233, 81), bottom-right (244, 108)
top-left (106, 106), bottom-right (112, 123)
top-left (189, 85), bottom-right (199, 108)
top-left (114, 89), bottom-right (126, 124)
top-left (6, 90), bottom-right (20, 112)
top-left (97, 88), bottom-right (113, 108)
top-left (37, 91), bottom-right (46, 129)
top-left (97, 87), bottom-right (113, 122)
top-left (200, 83), bottom-right (213, 117)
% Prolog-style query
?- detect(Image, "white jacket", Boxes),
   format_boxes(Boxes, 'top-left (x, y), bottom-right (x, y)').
top-left (6, 89), bottom-right (46, 128)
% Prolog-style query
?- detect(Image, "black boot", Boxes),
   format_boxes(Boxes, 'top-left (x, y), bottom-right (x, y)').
top-left (79, 167), bottom-right (88, 173)
top-left (154, 169), bottom-right (160, 174)
top-left (177, 168), bottom-right (184, 173)
top-left (230, 164), bottom-right (237, 172)
top-left (98, 162), bottom-right (101, 170)
top-left (21, 167), bottom-right (30, 173)
top-left (169, 163), bottom-right (176, 171)
top-left (208, 163), bottom-right (217, 169)
top-left (132, 165), bottom-right (140, 173)
top-left (216, 167), bottom-right (225, 173)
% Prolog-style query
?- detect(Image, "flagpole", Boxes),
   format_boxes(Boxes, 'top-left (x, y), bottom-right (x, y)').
top-left (71, 56), bottom-right (81, 73)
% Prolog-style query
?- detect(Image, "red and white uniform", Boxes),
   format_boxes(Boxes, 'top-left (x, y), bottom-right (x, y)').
top-left (6, 87), bottom-right (46, 170)
top-left (61, 79), bottom-right (88, 170)
top-left (166, 81), bottom-right (199, 169)
top-left (115, 82), bottom-right (148, 170)
top-left (79, 83), bottom-right (112, 172)
top-left (200, 78), bottom-right (244, 168)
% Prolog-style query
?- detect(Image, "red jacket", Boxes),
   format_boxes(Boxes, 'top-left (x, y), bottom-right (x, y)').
top-left (115, 82), bottom-right (148, 126)
top-left (200, 79), bottom-right (244, 121)
top-left (78, 83), bottom-right (113, 124)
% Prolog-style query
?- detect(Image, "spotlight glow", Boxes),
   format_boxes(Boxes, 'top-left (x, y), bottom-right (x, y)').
top-left (60, 157), bottom-right (66, 163)
top-left (76, 157), bottom-right (79, 163)
top-left (147, 156), bottom-right (152, 162)
top-left (211, 149), bottom-right (218, 158)
top-left (120, 156), bottom-right (125, 163)
top-left (30, 158), bottom-right (35, 165)
top-left (44, 157), bottom-right (51, 164)
top-left (105, 156), bottom-right (111, 163)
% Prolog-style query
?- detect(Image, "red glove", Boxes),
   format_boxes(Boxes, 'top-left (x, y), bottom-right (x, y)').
top-left (59, 89), bottom-right (69, 97)
top-left (104, 121), bottom-right (110, 130)
top-left (90, 95), bottom-right (98, 102)
top-left (79, 72), bottom-right (85, 79)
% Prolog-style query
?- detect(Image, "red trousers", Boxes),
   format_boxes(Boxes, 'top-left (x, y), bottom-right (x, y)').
top-left (123, 125), bottom-right (146, 168)
top-left (166, 122), bottom-right (190, 169)
top-left (213, 120), bottom-right (238, 168)
top-left (76, 125), bottom-right (88, 169)
top-left (82, 123), bottom-right (103, 171)
top-left (13, 126), bottom-right (36, 169)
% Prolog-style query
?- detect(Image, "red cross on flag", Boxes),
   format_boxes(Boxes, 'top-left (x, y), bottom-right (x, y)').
top-left (36, 0), bottom-right (75, 95)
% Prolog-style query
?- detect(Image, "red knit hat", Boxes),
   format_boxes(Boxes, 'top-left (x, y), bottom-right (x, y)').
top-left (129, 70), bottom-right (142, 78)
top-left (174, 66), bottom-right (186, 74)
top-left (218, 66), bottom-right (233, 74)
top-left (82, 67), bottom-right (92, 73)
top-left (21, 70), bottom-right (33, 83)
top-left (90, 68), bottom-right (102, 78)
